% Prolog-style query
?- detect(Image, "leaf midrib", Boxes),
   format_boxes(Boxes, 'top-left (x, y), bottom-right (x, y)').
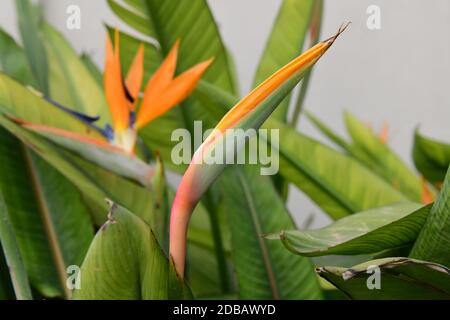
top-left (22, 145), bottom-right (70, 298)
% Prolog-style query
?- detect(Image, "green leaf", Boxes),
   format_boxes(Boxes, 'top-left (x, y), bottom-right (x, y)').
top-left (80, 54), bottom-right (103, 87)
top-left (0, 127), bottom-right (94, 298)
top-left (0, 28), bottom-right (36, 87)
top-left (413, 130), bottom-right (450, 186)
top-left (220, 166), bottom-right (322, 299)
top-left (253, 0), bottom-right (315, 122)
top-left (290, 0), bottom-right (324, 125)
top-left (0, 74), bottom-right (104, 140)
top-left (108, 0), bottom-right (236, 94)
top-left (28, 126), bottom-right (155, 187)
top-left (15, 0), bottom-right (49, 94)
top-left (41, 23), bottom-right (111, 127)
top-left (305, 111), bottom-right (351, 151)
top-left (264, 118), bottom-right (409, 219)
top-left (317, 257), bottom-right (450, 299)
top-left (0, 115), bottom-right (156, 228)
top-left (107, 0), bottom-right (155, 38)
top-left (270, 202), bottom-right (429, 257)
top-left (73, 201), bottom-right (186, 300)
top-left (305, 112), bottom-right (378, 170)
top-left (0, 189), bottom-right (33, 300)
top-left (147, 157), bottom-right (170, 250)
top-left (0, 247), bottom-right (15, 300)
top-left (410, 167), bottom-right (450, 267)
top-left (186, 192), bottom-right (234, 297)
top-left (344, 112), bottom-right (423, 201)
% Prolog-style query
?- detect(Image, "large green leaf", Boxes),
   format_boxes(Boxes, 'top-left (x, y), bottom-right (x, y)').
top-left (0, 247), bottom-right (15, 300)
top-left (0, 74), bottom-right (104, 140)
top-left (264, 118), bottom-right (409, 219)
top-left (410, 167), bottom-right (450, 267)
top-left (80, 54), bottom-right (103, 87)
top-left (269, 202), bottom-right (429, 257)
top-left (15, 0), bottom-right (49, 94)
top-left (107, 0), bottom-right (156, 38)
top-left (28, 126), bottom-right (155, 187)
top-left (0, 28), bottom-right (36, 87)
top-left (220, 165), bottom-right (322, 299)
top-left (307, 112), bottom-right (384, 178)
top-left (0, 116), bottom-right (156, 228)
top-left (305, 112), bottom-right (350, 152)
top-left (0, 127), bottom-right (94, 298)
top-left (109, 0), bottom-right (236, 93)
top-left (317, 257), bottom-right (450, 299)
top-left (307, 112), bottom-right (426, 202)
top-left (344, 112), bottom-right (422, 201)
top-left (73, 201), bottom-right (187, 300)
top-left (41, 23), bottom-right (111, 126)
top-left (0, 27), bottom-right (94, 298)
top-left (0, 190), bottom-right (33, 300)
top-left (185, 191), bottom-right (234, 297)
top-left (252, 0), bottom-right (315, 121)
top-left (413, 131), bottom-right (450, 186)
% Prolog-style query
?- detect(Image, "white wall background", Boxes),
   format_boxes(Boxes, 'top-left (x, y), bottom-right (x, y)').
top-left (1, 0), bottom-right (449, 228)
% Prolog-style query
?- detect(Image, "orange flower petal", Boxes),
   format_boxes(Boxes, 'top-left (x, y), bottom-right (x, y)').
top-left (104, 29), bottom-right (129, 132)
top-left (125, 44), bottom-right (145, 110)
top-left (135, 40), bottom-right (212, 129)
top-left (136, 58), bottom-right (213, 129)
top-left (142, 39), bottom-right (179, 101)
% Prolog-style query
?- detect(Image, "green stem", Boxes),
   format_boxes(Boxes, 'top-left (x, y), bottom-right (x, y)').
top-left (204, 190), bottom-right (231, 293)
top-left (290, 71), bottom-right (312, 126)
top-left (0, 190), bottom-right (33, 300)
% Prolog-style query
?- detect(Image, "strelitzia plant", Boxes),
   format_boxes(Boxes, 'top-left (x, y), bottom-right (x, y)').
top-left (2, 0), bottom-right (449, 301)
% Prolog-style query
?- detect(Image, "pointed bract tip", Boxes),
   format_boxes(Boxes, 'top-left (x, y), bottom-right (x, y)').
top-left (323, 21), bottom-right (351, 46)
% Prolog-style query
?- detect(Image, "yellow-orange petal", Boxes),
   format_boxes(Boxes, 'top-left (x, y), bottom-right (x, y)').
top-left (135, 57), bottom-right (212, 129)
top-left (104, 30), bottom-right (129, 132)
top-left (421, 178), bottom-right (434, 205)
top-left (125, 44), bottom-right (145, 110)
